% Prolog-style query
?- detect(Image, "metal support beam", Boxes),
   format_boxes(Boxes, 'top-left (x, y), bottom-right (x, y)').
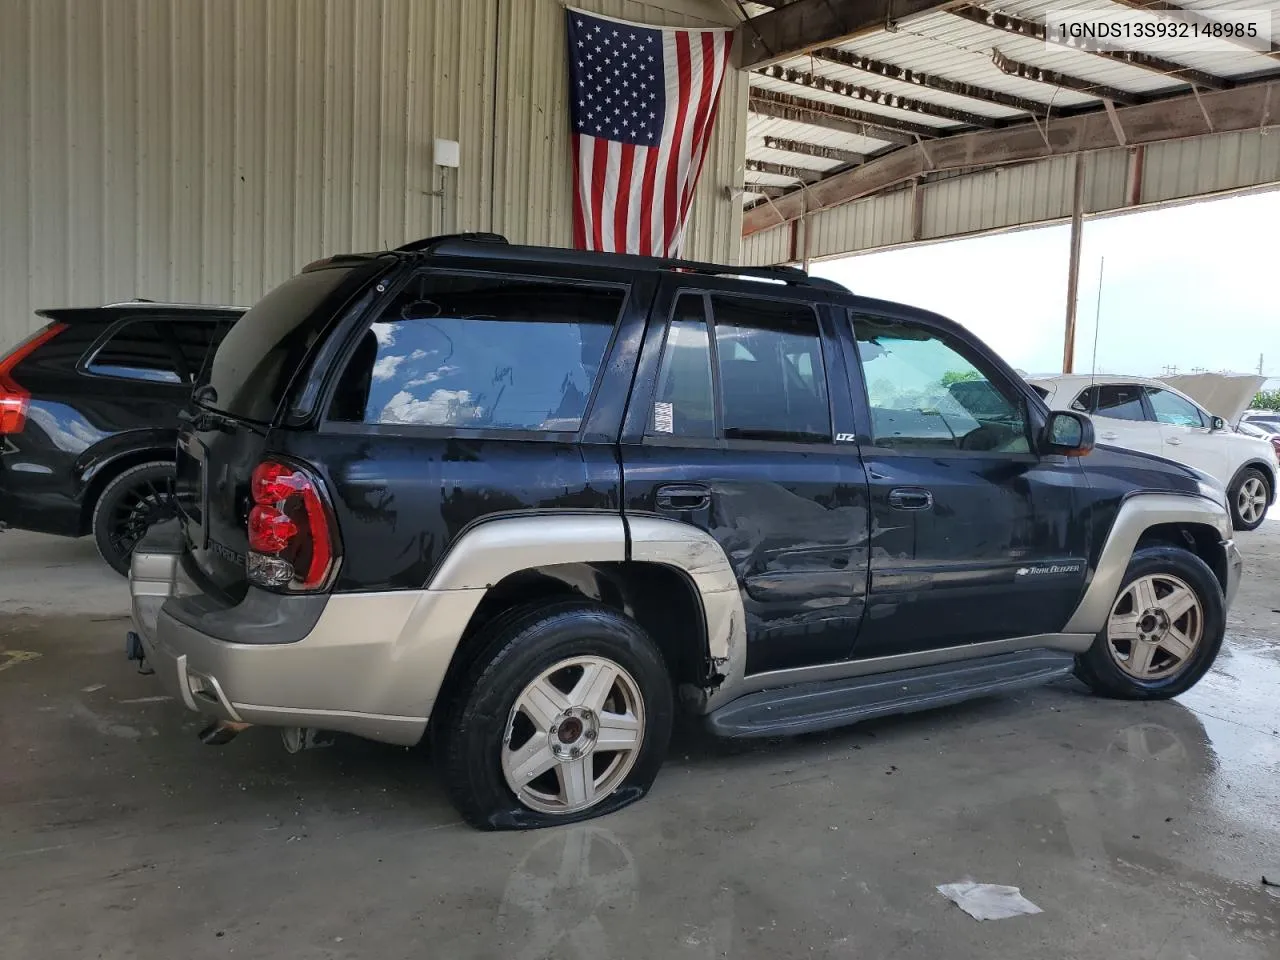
top-left (739, 0), bottom-right (959, 68)
top-left (744, 182), bottom-right (791, 199)
top-left (951, 4), bottom-right (1227, 90)
top-left (746, 158), bottom-right (827, 181)
top-left (748, 89), bottom-right (939, 145)
top-left (1108, 0), bottom-right (1280, 58)
top-left (1063, 153), bottom-right (1085, 374)
top-left (756, 64), bottom-right (998, 127)
top-left (992, 51), bottom-right (1140, 106)
top-left (813, 47), bottom-right (1049, 115)
top-left (742, 78), bottom-right (1280, 234)
top-left (762, 136), bottom-right (866, 164)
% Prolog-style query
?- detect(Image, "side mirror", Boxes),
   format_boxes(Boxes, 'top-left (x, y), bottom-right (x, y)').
top-left (1210, 416), bottom-right (1227, 432)
top-left (1044, 410), bottom-right (1095, 456)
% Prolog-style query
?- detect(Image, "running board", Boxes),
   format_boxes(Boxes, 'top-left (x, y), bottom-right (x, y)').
top-left (706, 649), bottom-right (1076, 739)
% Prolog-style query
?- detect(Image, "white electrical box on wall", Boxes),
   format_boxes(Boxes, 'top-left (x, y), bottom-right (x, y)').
top-left (434, 138), bottom-right (460, 168)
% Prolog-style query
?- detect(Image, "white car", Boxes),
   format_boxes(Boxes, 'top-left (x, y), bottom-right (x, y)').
top-left (1028, 375), bottom-right (1277, 531)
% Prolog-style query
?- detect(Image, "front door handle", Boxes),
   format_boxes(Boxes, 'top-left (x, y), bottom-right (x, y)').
top-left (1100, 431), bottom-right (1119, 441)
top-left (888, 487), bottom-right (933, 511)
top-left (655, 483), bottom-right (711, 511)
top-left (1166, 437), bottom-right (1182, 445)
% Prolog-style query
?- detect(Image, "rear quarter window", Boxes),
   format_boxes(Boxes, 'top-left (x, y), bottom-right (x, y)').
top-left (327, 274), bottom-right (624, 432)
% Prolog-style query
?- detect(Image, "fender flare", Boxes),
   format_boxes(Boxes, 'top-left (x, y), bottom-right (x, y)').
top-left (1063, 493), bottom-right (1232, 636)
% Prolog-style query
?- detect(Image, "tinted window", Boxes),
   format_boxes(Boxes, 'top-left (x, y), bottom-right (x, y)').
top-left (329, 275), bottom-right (622, 431)
top-left (1244, 414), bottom-right (1280, 430)
top-left (1146, 388), bottom-right (1204, 427)
top-left (210, 265), bottom-right (362, 421)
top-left (649, 295), bottom-right (715, 438)
top-left (853, 317), bottom-right (1029, 453)
top-left (711, 295), bottom-right (830, 442)
top-left (1076, 384), bottom-right (1147, 421)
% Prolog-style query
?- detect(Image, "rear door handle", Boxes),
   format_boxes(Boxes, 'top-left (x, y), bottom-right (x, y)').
top-left (888, 487), bottom-right (933, 511)
top-left (1166, 437), bottom-right (1182, 445)
top-left (655, 483), bottom-right (711, 511)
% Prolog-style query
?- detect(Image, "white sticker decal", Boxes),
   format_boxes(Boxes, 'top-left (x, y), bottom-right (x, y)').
top-left (653, 402), bottom-right (674, 434)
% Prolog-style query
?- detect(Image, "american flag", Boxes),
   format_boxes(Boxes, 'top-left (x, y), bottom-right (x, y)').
top-left (566, 9), bottom-right (732, 257)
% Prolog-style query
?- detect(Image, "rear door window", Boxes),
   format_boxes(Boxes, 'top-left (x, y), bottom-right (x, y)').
top-left (1075, 384), bottom-right (1148, 421)
top-left (328, 274), bottom-right (624, 432)
top-left (86, 317), bottom-right (232, 385)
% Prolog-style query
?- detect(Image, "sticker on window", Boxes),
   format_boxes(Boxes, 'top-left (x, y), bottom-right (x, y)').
top-left (653, 401), bottom-right (674, 434)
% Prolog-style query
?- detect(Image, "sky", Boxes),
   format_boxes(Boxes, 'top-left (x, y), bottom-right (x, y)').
top-left (812, 188), bottom-right (1280, 380)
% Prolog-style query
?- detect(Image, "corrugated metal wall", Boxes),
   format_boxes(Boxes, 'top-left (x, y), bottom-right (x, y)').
top-left (741, 128), bottom-right (1280, 266)
top-left (0, 0), bottom-right (746, 346)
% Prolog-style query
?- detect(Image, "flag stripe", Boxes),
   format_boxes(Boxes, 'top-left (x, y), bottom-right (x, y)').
top-left (676, 31), bottom-right (730, 254)
top-left (624, 145), bottom-right (647, 256)
top-left (663, 31), bottom-right (695, 257)
top-left (613, 143), bottom-right (636, 254)
top-left (638, 145), bottom-right (660, 256)
top-left (590, 137), bottom-right (609, 252)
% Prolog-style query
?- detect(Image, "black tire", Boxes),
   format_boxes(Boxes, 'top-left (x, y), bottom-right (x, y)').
top-left (91, 461), bottom-right (179, 576)
top-left (1074, 545), bottom-right (1224, 700)
top-left (1228, 467), bottom-right (1270, 531)
top-left (434, 601), bottom-right (674, 831)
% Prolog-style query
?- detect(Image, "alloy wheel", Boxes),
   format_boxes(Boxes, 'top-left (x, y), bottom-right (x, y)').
top-left (1106, 573), bottom-right (1204, 681)
top-left (1237, 476), bottom-right (1267, 525)
top-left (501, 655), bottom-right (645, 815)
top-left (108, 475), bottom-right (178, 561)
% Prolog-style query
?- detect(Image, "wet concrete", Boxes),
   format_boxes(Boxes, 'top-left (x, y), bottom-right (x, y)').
top-left (1, 529), bottom-right (1277, 959)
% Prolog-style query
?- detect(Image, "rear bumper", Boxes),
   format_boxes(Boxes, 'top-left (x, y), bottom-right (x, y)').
top-left (129, 523), bottom-right (456, 747)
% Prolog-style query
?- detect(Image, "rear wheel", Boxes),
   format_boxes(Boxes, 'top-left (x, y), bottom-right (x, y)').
top-left (1074, 546), bottom-right (1224, 700)
top-left (1229, 467), bottom-right (1270, 531)
top-left (435, 602), bottom-right (673, 830)
top-left (91, 461), bottom-right (179, 576)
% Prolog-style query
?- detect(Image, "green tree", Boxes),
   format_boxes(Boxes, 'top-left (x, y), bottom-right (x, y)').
top-left (940, 370), bottom-right (982, 387)
top-left (1251, 390), bottom-right (1280, 410)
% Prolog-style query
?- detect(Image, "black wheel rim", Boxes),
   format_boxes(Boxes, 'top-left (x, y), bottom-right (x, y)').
top-left (107, 474), bottom-right (178, 562)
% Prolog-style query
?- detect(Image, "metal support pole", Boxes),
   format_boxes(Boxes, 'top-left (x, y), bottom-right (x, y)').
top-left (1062, 152), bottom-right (1086, 374)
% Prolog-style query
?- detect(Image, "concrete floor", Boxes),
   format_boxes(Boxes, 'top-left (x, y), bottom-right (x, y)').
top-left (1, 528), bottom-right (1277, 960)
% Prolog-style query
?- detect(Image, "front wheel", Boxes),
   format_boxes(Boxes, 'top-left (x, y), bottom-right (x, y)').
top-left (1074, 546), bottom-right (1225, 700)
top-left (1229, 467), bottom-right (1270, 531)
top-left (91, 461), bottom-right (179, 576)
top-left (435, 602), bottom-right (673, 830)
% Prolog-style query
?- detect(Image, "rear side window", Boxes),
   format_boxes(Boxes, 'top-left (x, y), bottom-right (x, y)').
top-left (647, 292), bottom-right (831, 443)
top-left (209, 265), bottom-right (362, 421)
top-left (87, 318), bottom-right (231, 384)
top-left (328, 274), bottom-right (623, 432)
top-left (1076, 385), bottom-right (1147, 421)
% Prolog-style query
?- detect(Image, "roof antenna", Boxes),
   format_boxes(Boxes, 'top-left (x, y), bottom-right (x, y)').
top-left (1089, 256), bottom-right (1105, 391)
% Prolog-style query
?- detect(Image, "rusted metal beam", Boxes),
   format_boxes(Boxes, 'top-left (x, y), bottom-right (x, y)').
top-left (813, 47), bottom-right (1050, 115)
top-left (756, 64), bottom-right (999, 127)
top-left (746, 158), bottom-right (828, 181)
top-left (738, 0), bottom-right (960, 68)
top-left (744, 181), bottom-right (791, 199)
top-left (993, 51), bottom-right (1141, 106)
top-left (950, 4), bottom-right (1227, 90)
top-left (763, 135), bottom-right (866, 164)
top-left (1108, 0), bottom-right (1280, 58)
top-left (749, 89), bottom-right (940, 146)
top-left (1062, 153), bottom-right (1085, 374)
top-left (742, 77), bottom-right (1280, 234)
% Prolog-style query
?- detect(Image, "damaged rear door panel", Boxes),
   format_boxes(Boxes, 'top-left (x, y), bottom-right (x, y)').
top-left (619, 276), bottom-right (873, 675)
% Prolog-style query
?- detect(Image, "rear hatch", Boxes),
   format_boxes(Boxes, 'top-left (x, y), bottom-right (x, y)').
top-left (178, 258), bottom-right (390, 597)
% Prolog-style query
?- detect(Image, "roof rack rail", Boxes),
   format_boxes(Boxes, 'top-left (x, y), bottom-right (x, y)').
top-left (421, 238), bottom-right (842, 290)
top-left (395, 232), bottom-right (508, 253)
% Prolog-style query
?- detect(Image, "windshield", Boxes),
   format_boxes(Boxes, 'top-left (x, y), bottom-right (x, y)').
top-left (205, 265), bottom-right (361, 421)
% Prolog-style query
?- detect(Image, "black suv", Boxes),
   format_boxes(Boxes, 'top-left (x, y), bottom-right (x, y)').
top-left (127, 236), bottom-right (1241, 830)
top-left (0, 302), bottom-right (243, 573)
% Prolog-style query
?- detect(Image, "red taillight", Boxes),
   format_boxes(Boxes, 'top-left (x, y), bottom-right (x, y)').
top-left (246, 459), bottom-right (338, 592)
top-left (0, 322), bottom-right (66, 435)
